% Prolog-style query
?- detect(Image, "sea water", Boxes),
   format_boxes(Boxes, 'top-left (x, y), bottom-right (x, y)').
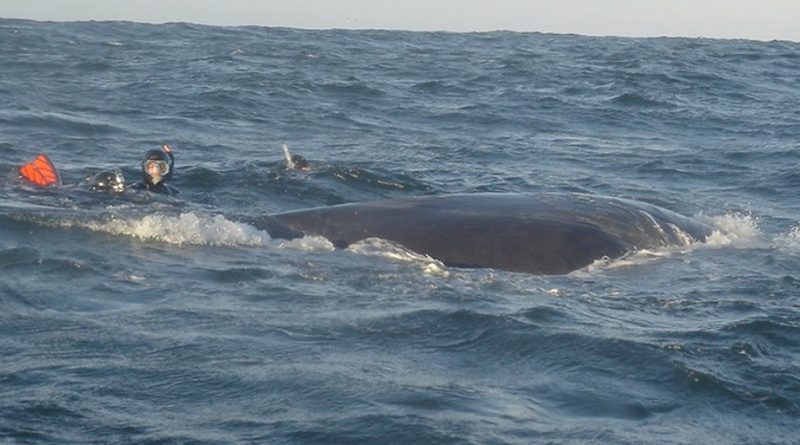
top-left (1, 19), bottom-right (799, 444)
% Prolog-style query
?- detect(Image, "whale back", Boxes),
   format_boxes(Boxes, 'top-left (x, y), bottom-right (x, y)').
top-left (260, 193), bottom-right (713, 275)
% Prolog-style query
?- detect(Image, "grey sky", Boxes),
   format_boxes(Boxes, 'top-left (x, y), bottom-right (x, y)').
top-left (2, 0), bottom-right (798, 41)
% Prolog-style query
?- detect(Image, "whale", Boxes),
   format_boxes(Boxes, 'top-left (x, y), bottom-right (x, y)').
top-left (254, 193), bottom-right (714, 275)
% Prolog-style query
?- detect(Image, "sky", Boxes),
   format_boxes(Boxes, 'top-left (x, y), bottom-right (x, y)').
top-left (1, 0), bottom-right (799, 42)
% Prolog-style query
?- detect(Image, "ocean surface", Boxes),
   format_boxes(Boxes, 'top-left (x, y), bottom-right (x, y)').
top-left (1, 18), bottom-right (799, 444)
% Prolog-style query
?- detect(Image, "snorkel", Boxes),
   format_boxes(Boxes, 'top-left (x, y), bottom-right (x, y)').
top-left (283, 144), bottom-right (310, 172)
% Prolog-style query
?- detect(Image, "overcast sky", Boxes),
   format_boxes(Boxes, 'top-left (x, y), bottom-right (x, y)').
top-left (2, 0), bottom-right (798, 42)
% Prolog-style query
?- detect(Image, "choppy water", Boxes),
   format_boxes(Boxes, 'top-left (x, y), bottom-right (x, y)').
top-left (1, 18), bottom-right (799, 444)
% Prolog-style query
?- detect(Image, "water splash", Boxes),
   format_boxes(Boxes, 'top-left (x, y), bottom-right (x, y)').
top-left (773, 225), bottom-right (800, 252)
top-left (583, 249), bottom-right (674, 274)
top-left (347, 237), bottom-right (450, 277)
top-left (701, 212), bottom-right (762, 247)
top-left (69, 212), bottom-right (270, 247)
top-left (582, 211), bottom-right (762, 274)
top-left (277, 235), bottom-right (335, 252)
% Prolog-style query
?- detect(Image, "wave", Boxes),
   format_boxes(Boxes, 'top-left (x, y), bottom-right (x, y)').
top-left (33, 210), bottom-right (341, 257)
top-left (702, 212), bottom-right (763, 247)
top-left (319, 80), bottom-right (387, 98)
top-left (276, 235), bottom-right (335, 252)
top-left (608, 92), bottom-right (674, 108)
top-left (582, 211), bottom-right (763, 274)
top-left (0, 110), bottom-right (123, 135)
top-left (60, 212), bottom-right (269, 247)
top-left (347, 238), bottom-right (449, 277)
top-left (773, 225), bottom-right (800, 252)
top-left (410, 80), bottom-right (470, 95)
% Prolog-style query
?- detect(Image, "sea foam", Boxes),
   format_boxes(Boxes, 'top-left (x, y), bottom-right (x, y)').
top-left (67, 212), bottom-right (268, 247)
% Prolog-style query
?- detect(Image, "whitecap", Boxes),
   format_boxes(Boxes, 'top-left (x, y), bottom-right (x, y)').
top-left (64, 212), bottom-right (269, 247)
top-left (772, 225), bottom-right (800, 252)
top-left (700, 211), bottom-right (762, 247)
top-left (347, 237), bottom-right (449, 277)
top-left (582, 249), bottom-right (674, 274)
top-left (276, 235), bottom-right (335, 252)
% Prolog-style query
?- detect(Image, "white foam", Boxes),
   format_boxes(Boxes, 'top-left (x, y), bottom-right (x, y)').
top-left (665, 222), bottom-right (696, 246)
top-left (639, 209), bottom-right (667, 237)
top-left (347, 237), bottom-right (450, 277)
top-left (277, 235), bottom-right (335, 252)
top-left (71, 212), bottom-right (270, 247)
top-left (582, 249), bottom-right (674, 274)
top-left (701, 212), bottom-right (762, 247)
top-left (773, 225), bottom-right (800, 252)
top-left (581, 211), bottom-right (764, 274)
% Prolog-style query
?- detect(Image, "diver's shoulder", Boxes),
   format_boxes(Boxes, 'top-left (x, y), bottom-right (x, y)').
top-left (126, 181), bottom-right (146, 191)
top-left (124, 181), bottom-right (180, 195)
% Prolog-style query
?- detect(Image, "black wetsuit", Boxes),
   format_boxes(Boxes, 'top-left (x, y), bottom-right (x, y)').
top-left (127, 181), bottom-right (180, 195)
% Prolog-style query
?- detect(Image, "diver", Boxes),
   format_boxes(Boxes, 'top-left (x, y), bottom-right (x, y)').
top-left (19, 144), bottom-right (179, 195)
top-left (127, 144), bottom-right (179, 195)
top-left (18, 153), bottom-right (123, 193)
top-left (283, 144), bottom-right (311, 172)
top-left (80, 169), bottom-right (126, 192)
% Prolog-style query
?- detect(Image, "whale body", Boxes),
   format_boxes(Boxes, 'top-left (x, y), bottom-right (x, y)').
top-left (255, 193), bottom-right (714, 275)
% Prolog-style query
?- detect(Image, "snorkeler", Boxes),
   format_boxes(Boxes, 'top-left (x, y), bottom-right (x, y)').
top-left (80, 169), bottom-right (126, 192)
top-left (19, 144), bottom-right (178, 195)
top-left (19, 154), bottom-right (125, 193)
top-left (283, 144), bottom-right (310, 172)
top-left (126, 144), bottom-right (179, 195)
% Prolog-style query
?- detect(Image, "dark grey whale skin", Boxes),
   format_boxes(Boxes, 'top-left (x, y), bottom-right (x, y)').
top-left (255, 193), bottom-right (714, 275)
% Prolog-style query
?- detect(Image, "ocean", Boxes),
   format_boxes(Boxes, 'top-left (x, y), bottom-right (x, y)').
top-left (1, 18), bottom-right (799, 444)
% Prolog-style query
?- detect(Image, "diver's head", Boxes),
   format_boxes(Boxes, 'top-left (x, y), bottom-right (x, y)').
top-left (142, 148), bottom-right (171, 186)
top-left (291, 154), bottom-right (310, 171)
top-left (86, 169), bottom-right (126, 192)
